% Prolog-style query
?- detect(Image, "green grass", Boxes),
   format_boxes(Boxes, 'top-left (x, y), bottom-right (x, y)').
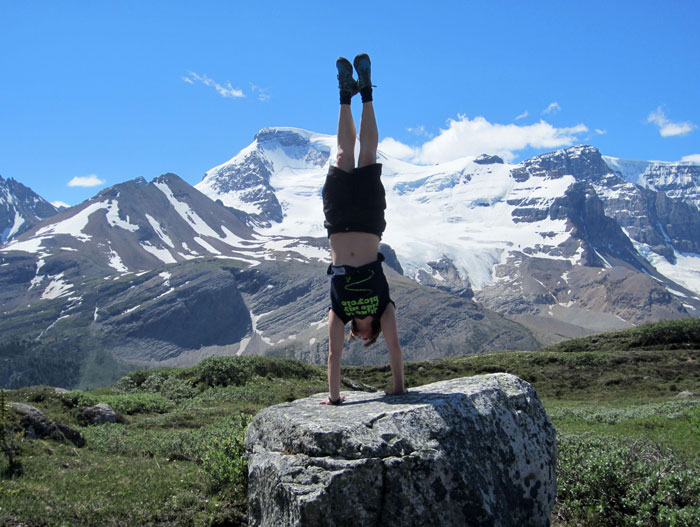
top-left (1, 319), bottom-right (700, 526)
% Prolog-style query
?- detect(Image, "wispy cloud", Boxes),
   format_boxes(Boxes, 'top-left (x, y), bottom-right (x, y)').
top-left (182, 71), bottom-right (245, 98)
top-left (514, 111), bottom-right (529, 121)
top-left (542, 102), bottom-right (561, 115)
top-left (681, 154), bottom-right (700, 163)
top-left (68, 175), bottom-right (105, 188)
top-left (407, 125), bottom-right (433, 138)
top-left (647, 107), bottom-right (697, 137)
top-left (250, 83), bottom-right (270, 102)
top-left (595, 129), bottom-right (607, 135)
top-left (379, 114), bottom-right (589, 164)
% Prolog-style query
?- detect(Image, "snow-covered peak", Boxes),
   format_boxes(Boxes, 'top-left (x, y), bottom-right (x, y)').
top-left (204, 127), bottom-right (334, 179)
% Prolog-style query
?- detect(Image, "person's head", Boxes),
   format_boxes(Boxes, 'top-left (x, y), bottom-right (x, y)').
top-left (350, 316), bottom-right (381, 347)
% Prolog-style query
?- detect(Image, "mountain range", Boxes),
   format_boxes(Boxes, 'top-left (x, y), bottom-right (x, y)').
top-left (1, 127), bottom-right (699, 387)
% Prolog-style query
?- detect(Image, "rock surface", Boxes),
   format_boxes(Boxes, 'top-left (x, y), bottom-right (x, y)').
top-left (9, 402), bottom-right (86, 447)
top-left (77, 403), bottom-right (122, 425)
top-left (246, 374), bottom-right (557, 527)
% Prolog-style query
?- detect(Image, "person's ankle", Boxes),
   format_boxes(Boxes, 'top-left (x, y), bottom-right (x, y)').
top-left (360, 86), bottom-right (373, 103)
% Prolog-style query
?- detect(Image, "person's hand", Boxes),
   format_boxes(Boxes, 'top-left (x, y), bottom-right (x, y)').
top-left (319, 394), bottom-right (345, 405)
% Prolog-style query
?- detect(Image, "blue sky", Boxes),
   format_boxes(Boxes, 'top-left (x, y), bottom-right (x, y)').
top-left (1, 0), bottom-right (698, 206)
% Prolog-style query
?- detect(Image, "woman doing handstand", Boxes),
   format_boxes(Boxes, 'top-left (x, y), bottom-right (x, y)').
top-left (320, 53), bottom-right (406, 405)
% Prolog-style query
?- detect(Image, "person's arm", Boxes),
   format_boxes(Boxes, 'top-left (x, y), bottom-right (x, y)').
top-left (320, 309), bottom-right (346, 404)
top-left (380, 303), bottom-right (406, 395)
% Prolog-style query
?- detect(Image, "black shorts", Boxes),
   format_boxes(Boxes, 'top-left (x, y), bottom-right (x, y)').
top-left (322, 163), bottom-right (386, 237)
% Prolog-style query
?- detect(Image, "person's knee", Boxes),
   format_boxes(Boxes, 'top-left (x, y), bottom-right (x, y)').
top-left (358, 150), bottom-right (377, 168)
top-left (336, 149), bottom-right (355, 172)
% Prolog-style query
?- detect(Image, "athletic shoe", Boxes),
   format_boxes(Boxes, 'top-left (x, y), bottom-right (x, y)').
top-left (353, 53), bottom-right (372, 90)
top-left (336, 57), bottom-right (358, 98)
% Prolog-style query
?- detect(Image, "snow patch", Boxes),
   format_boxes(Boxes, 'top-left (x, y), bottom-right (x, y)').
top-left (145, 214), bottom-right (174, 248)
top-left (633, 241), bottom-right (700, 296)
top-left (108, 247), bottom-right (129, 273)
top-left (140, 241), bottom-right (177, 264)
top-left (105, 200), bottom-right (139, 231)
top-left (250, 310), bottom-right (274, 346)
top-left (237, 337), bottom-right (251, 356)
top-left (41, 273), bottom-right (72, 300)
top-left (193, 237), bottom-right (221, 254)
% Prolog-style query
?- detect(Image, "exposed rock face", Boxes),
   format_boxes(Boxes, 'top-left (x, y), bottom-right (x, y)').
top-left (0, 174), bottom-right (59, 243)
top-left (474, 154), bottom-right (504, 165)
top-left (246, 374), bottom-right (557, 527)
top-left (511, 145), bottom-right (611, 183)
top-left (9, 403), bottom-right (85, 447)
top-left (417, 255), bottom-right (475, 298)
top-left (77, 403), bottom-right (122, 425)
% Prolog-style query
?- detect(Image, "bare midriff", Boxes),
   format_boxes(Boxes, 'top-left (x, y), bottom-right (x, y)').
top-left (329, 232), bottom-right (381, 267)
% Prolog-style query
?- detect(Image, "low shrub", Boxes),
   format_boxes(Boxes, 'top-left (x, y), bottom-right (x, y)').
top-left (555, 434), bottom-right (700, 527)
top-left (191, 356), bottom-right (321, 389)
top-left (545, 319), bottom-right (700, 353)
top-left (199, 414), bottom-right (251, 494)
top-left (632, 319), bottom-right (700, 349)
top-left (549, 400), bottom-right (700, 425)
top-left (94, 393), bottom-right (174, 415)
top-left (83, 412), bottom-right (251, 495)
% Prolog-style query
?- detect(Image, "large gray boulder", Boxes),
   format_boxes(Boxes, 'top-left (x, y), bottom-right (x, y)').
top-left (246, 374), bottom-right (557, 527)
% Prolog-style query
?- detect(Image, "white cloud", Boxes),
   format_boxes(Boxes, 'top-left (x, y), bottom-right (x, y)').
top-left (542, 102), bottom-right (561, 115)
top-left (378, 137), bottom-right (418, 160)
top-left (647, 107), bottom-right (697, 137)
top-left (67, 175), bottom-right (105, 187)
top-left (183, 71), bottom-right (245, 98)
top-left (385, 114), bottom-right (588, 164)
top-left (514, 111), bottom-right (529, 121)
top-left (595, 129), bottom-right (607, 135)
top-left (681, 154), bottom-right (700, 163)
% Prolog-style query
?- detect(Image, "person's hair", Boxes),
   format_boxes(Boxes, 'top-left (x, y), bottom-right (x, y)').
top-left (349, 317), bottom-right (382, 347)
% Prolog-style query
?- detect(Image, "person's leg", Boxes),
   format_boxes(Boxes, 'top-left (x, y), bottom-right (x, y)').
top-left (335, 57), bottom-right (357, 173)
top-left (358, 101), bottom-right (377, 168)
top-left (336, 105), bottom-right (356, 173)
top-left (354, 54), bottom-right (377, 168)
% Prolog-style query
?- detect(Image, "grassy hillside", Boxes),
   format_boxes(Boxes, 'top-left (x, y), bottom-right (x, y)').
top-left (1, 319), bottom-right (699, 526)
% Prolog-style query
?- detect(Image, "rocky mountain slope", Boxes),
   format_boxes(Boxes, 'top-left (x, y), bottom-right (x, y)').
top-left (1, 174), bottom-right (59, 243)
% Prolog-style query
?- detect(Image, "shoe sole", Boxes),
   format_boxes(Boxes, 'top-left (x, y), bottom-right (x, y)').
top-left (353, 54), bottom-right (371, 88)
top-left (336, 57), bottom-right (353, 75)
